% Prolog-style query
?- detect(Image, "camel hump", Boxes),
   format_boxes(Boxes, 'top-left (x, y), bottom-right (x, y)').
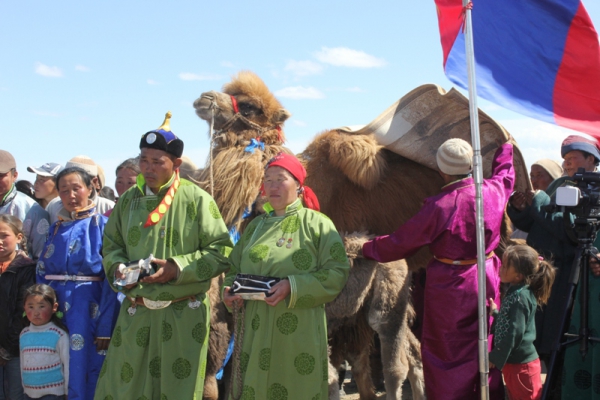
top-left (323, 130), bottom-right (387, 190)
top-left (337, 84), bottom-right (530, 193)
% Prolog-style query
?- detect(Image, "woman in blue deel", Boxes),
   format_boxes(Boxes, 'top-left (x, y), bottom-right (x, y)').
top-left (37, 166), bottom-right (118, 400)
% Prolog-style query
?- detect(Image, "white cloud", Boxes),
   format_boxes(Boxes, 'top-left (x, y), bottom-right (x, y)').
top-left (275, 86), bottom-right (325, 100)
top-left (75, 65), bottom-right (90, 72)
top-left (221, 61), bottom-right (235, 68)
top-left (284, 60), bottom-right (323, 77)
top-left (35, 62), bottom-right (63, 77)
top-left (314, 47), bottom-right (386, 68)
top-left (179, 72), bottom-right (221, 81)
top-left (147, 79), bottom-right (159, 85)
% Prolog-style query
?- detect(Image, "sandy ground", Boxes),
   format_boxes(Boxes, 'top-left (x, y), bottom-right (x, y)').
top-left (339, 369), bottom-right (413, 400)
top-left (339, 365), bottom-right (547, 399)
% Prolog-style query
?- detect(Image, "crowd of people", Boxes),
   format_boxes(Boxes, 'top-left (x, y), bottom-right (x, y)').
top-left (0, 114), bottom-right (598, 400)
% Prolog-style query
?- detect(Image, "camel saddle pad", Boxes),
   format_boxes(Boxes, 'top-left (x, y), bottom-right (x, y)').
top-left (337, 84), bottom-right (530, 193)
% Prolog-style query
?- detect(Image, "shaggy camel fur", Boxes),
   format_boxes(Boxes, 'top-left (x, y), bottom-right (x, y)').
top-left (193, 71), bottom-right (291, 232)
top-left (193, 71), bottom-right (426, 399)
top-left (203, 276), bottom-right (233, 400)
top-left (301, 128), bottom-right (516, 398)
top-left (193, 72), bottom-right (294, 400)
top-left (327, 232), bottom-right (425, 400)
top-left (301, 130), bottom-right (443, 270)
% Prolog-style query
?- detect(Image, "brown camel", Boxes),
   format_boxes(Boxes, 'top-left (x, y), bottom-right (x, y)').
top-left (193, 71), bottom-right (428, 400)
top-left (192, 71), bottom-right (528, 399)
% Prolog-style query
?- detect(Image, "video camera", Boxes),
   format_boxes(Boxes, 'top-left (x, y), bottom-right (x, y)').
top-left (113, 254), bottom-right (157, 287)
top-left (554, 168), bottom-right (600, 246)
top-left (556, 168), bottom-right (600, 220)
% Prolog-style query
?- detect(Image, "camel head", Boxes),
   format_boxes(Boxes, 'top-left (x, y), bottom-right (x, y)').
top-left (193, 71), bottom-right (291, 146)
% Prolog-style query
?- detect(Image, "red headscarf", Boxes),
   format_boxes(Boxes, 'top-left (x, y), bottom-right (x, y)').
top-left (265, 153), bottom-right (320, 211)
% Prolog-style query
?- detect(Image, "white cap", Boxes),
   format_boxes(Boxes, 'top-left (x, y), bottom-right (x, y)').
top-left (436, 138), bottom-right (473, 175)
top-left (27, 162), bottom-right (62, 177)
top-left (65, 155), bottom-right (98, 176)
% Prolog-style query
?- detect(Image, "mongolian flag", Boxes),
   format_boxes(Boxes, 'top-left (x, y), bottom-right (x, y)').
top-left (434, 0), bottom-right (600, 138)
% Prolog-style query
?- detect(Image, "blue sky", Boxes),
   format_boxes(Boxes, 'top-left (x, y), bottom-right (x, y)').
top-left (2, 1), bottom-right (599, 188)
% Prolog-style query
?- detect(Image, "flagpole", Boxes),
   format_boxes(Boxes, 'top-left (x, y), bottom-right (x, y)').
top-left (462, 1), bottom-right (490, 399)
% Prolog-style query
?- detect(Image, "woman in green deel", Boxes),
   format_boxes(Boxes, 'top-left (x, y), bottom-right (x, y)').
top-left (223, 153), bottom-right (350, 400)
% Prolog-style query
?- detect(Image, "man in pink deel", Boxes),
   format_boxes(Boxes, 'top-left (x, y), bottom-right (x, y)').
top-left (363, 138), bottom-right (514, 400)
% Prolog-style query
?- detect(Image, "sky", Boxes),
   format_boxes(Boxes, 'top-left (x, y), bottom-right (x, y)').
top-left (1, 1), bottom-right (599, 189)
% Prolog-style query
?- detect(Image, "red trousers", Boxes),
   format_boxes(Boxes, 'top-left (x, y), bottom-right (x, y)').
top-left (502, 358), bottom-right (542, 400)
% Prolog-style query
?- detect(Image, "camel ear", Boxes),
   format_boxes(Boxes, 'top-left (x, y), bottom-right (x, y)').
top-left (272, 108), bottom-right (291, 125)
top-left (328, 132), bottom-right (387, 190)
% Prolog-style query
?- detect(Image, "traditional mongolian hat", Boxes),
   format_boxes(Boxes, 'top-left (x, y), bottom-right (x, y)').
top-left (140, 112), bottom-right (184, 158)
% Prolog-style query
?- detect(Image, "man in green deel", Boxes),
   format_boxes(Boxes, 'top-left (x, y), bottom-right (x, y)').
top-left (94, 112), bottom-right (232, 400)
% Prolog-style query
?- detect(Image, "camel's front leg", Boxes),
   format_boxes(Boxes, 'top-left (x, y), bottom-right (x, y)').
top-left (404, 329), bottom-right (425, 400)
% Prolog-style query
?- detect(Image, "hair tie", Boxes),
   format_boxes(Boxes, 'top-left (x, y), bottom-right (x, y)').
top-left (538, 256), bottom-right (544, 261)
top-left (56, 311), bottom-right (64, 319)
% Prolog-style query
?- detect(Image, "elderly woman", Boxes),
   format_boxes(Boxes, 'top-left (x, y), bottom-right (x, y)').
top-left (222, 153), bottom-right (350, 400)
top-left (511, 159), bottom-right (563, 241)
top-left (529, 159), bottom-right (562, 192)
top-left (104, 157), bottom-right (141, 218)
top-left (36, 167), bottom-right (118, 400)
top-left (114, 157), bottom-right (140, 198)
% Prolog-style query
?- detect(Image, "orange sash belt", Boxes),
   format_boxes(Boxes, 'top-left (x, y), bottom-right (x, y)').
top-left (434, 252), bottom-right (494, 265)
top-left (144, 170), bottom-right (181, 228)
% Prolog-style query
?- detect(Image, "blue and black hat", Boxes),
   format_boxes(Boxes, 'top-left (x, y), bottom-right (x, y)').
top-left (140, 111), bottom-right (184, 158)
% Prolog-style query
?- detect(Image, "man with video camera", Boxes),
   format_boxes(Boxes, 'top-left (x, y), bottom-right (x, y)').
top-left (508, 135), bottom-right (600, 399)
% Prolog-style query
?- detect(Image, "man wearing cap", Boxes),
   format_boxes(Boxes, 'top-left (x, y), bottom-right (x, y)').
top-left (362, 139), bottom-right (514, 400)
top-left (46, 156), bottom-right (115, 223)
top-left (0, 150), bottom-right (50, 259)
top-left (508, 135), bottom-right (600, 397)
top-left (508, 135), bottom-right (600, 358)
top-left (94, 114), bottom-right (232, 400)
top-left (28, 162), bottom-right (62, 210)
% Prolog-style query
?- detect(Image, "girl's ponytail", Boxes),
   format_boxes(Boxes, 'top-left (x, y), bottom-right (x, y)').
top-left (504, 245), bottom-right (557, 305)
top-left (529, 259), bottom-right (556, 306)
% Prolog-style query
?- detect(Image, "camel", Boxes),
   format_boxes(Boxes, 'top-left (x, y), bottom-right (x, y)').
top-left (192, 72), bottom-right (529, 399)
top-left (328, 232), bottom-right (425, 400)
top-left (193, 71), bottom-right (429, 400)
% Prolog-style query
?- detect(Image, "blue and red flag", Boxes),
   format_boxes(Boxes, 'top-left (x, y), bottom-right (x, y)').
top-left (434, 0), bottom-right (600, 138)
